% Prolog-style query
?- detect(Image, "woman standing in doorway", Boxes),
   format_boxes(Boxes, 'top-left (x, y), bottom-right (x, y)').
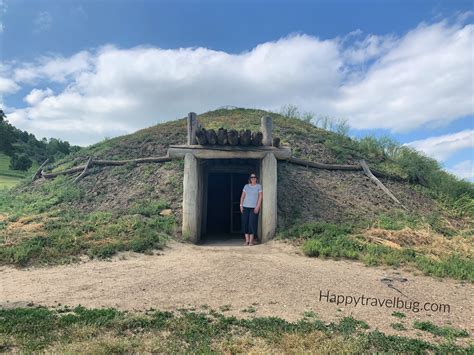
top-left (240, 172), bottom-right (263, 246)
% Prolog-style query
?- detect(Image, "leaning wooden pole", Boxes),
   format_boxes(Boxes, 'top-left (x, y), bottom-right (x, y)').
top-left (32, 159), bottom-right (49, 181)
top-left (74, 156), bottom-right (93, 183)
top-left (359, 160), bottom-right (407, 209)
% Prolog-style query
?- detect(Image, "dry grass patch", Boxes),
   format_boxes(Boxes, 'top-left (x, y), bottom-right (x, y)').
top-left (363, 227), bottom-right (474, 259)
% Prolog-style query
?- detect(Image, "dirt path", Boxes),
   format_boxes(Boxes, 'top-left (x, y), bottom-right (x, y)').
top-left (1, 241), bottom-right (472, 344)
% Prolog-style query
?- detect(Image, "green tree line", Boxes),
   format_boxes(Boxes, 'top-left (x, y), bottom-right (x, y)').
top-left (0, 109), bottom-right (80, 171)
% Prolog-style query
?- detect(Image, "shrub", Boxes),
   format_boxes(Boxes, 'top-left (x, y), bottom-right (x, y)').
top-left (9, 154), bottom-right (33, 171)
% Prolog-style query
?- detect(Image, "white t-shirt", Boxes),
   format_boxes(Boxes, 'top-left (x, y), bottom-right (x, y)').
top-left (242, 183), bottom-right (262, 208)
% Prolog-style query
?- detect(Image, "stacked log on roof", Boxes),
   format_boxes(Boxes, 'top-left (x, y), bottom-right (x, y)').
top-left (194, 127), bottom-right (279, 147)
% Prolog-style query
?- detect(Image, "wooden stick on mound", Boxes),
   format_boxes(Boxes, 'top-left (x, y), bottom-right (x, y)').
top-left (217, 127), bottom-right (228, 145)
top-left (227, 129), bottom-right (239, 145)
top-left (74, 156), bottom-right (93, 183)
top-left (288, 157), bottom-right (361, 171)
top-left (41, 155), bottom-right (172, 179)
top-left (206, 129), bottom-right (217, 145)
top-left (239, 129), bottom-right (251, 146)
top-left (32, 159), bottom-right (49, 181)
top-left (359, 159), bottom-right (407, 210)
top-left (93, 156), bottom-right (171, 165)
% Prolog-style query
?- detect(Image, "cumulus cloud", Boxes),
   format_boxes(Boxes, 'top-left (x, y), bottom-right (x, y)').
top-left (406, 130), bottom-right (474, 161)
top-left (448, 160), bottom-right (474, 181)
top-left (24, 88), bottom-right (54, 105)
top-left (14, 51), bottom-right (93, 83)
top-left (336, 21), bottom-right (474, 131)
top-left (1, 17), bottom-right (473, 146)
top-left (0, 76), bottom-right (19, 95)
top-left (7, 35), bottom-right (342, 144)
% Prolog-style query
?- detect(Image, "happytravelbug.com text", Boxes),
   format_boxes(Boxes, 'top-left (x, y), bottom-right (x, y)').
top-left (319, 290), bottom-right (450, 313)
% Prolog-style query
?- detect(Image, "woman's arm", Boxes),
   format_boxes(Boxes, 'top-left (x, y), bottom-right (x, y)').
top-left (254, 191), bottom-right (263, 213)
top-left (240, 191), bottom-right (246, 213)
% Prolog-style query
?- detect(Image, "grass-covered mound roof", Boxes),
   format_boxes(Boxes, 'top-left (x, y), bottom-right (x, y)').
top-left (0, 108), bottom-right (472, 279)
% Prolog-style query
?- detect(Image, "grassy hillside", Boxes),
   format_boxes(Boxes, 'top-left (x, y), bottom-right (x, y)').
top-left (0, 108), bottom-right (472, 278)
top-left (0, 113), bottom-right (80, 189)
top-left (0, 153), bottom-right (38, 189)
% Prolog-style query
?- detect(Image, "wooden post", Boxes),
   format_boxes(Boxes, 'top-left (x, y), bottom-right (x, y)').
top-left (261, 116), bottom-right (273, 146)
top-left (182, 153), bottom-right (199, 242)
top-left (187, 112), bottom-right (198, 145)
top-left (261, 152), bottom-right (277, 242)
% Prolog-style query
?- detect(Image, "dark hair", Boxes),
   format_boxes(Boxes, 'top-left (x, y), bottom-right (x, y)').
top-left (248, 172), bottom-right (258, 184)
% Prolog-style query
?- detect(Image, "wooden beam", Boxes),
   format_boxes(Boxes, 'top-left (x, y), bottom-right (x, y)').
top-left (32, 159), bottom-right (49, 181)
top-left (74, 156), bottom-right (93, 183)
top-left (288, 156), bottom-right (362, 171)
top-left (360, 159), bottom-right (407, 209)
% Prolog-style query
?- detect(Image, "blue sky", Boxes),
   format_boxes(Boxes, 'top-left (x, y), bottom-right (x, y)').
top-left (0, 0), bottom-right (473, 180)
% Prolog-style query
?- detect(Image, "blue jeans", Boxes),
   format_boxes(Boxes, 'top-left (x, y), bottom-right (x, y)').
top-left (242, 207), bottom-right (259, 235)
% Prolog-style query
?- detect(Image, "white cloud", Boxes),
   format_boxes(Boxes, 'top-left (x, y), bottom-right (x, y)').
top-left (0, 76), bottom-right (19, 94)
top-left (1, 18), bottom-right (473, 146)
top-left (406, 130), bottom-right (474, 161)
top-left (343, 33), bottom-right (397, 64)
top-left (335, 21), bottom-right (474, 131)
top-left (448, 160), bottom-right (474, 181)
top-left (24, 88), bottom-right (53, 105)
top-left (33, 11), bottom-right (52, 33)
top-left (7, 35), bottom-right (342, 145)
top-left (14, 51), bottom-right (93, 83)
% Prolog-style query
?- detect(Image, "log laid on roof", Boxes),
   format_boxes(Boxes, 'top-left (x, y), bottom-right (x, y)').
top-left (227, 129), bottom-right (239, 145)
top-left (251, 131), bottom-right (263, 146)
top-left (272, 137), bottom-right (280, 148)
top-left (239, 129), bottom-right (251, 146)
top-left (195, 127), bottom-right (208, 145)
top-left (217, 127), bottom-right (228, 145)
top-left (206, 129), bottom-right (217, 145)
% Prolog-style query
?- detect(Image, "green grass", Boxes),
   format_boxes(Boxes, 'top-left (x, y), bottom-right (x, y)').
top-left (0, 175), bottom-right (21, 189)
top-left (413, 321), bottom-right (469, 340)
top-left (282, 221), bottom-right (474, 282)
top-left (0, 153), bottom-right (39, 189)
top-left (0, 152), bottom-right (38, 178)
top-left (0, 176), bottom-right (176, 266)
top-left (0, 306), bottom-right (470, 353)
top-left (391, 311), bottom-right (406, 319)
top-left (391, 323), bottom-right (407, 331)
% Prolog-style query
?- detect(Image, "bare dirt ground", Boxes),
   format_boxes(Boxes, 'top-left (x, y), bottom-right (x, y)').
top-left (1, 240), bottom-right (472, 345)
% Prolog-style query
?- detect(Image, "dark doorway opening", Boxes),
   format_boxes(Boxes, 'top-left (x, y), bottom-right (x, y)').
top-left (204, 172), bottom-right (248, 243)
top-left (200, 158), bottom-right (260, 244)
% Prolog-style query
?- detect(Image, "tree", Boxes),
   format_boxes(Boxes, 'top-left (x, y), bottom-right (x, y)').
top-left (9, 154), bottom-right (33, 171)
top-left (0, 109), bottom-right (6, 122)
